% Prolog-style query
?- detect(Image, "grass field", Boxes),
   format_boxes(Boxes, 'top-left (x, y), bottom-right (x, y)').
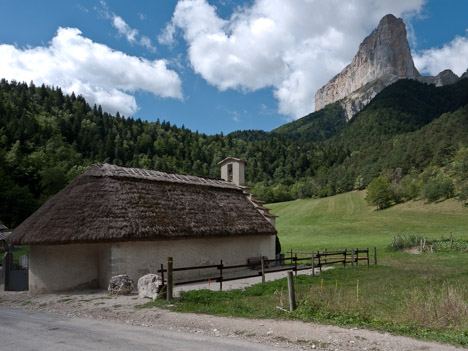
top-left (269, 190), bottom-right (468, 253)
top-left (148, 191), bottom-right (468, 346)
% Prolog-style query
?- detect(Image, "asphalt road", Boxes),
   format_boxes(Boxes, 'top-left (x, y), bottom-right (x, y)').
top-left (0, 307), bottom-right (284, 351)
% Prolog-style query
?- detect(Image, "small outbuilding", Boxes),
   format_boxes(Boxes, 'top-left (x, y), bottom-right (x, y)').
top-left (8, 162), bottom-right (277, 293)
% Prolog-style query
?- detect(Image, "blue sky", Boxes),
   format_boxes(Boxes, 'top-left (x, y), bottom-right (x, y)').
top-left (0, 1), bottom-right (467, 135)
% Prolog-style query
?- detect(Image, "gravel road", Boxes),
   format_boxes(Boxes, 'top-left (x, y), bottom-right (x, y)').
top-left (0, 307), bottom-right (284, 351)
top-left (0, 270), bottom-right (462, 351)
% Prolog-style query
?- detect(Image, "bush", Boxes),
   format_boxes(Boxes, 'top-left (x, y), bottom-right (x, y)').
top-left (458, 183), bottom-right (468, 206)
top-left (365, 176), bottom-right (393, 210)
top-left (400, 174), bottom-right (421, 200)
top-left (423, 177), bottom-right (454, 202)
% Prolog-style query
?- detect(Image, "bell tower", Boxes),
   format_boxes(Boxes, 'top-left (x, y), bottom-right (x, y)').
top-left (217, 157), bottom-right (246, 186)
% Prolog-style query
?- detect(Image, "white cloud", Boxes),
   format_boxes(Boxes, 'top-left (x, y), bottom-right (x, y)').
top-left (162, 0), bottom-right (425, 119)
top-left (413, 32), bottom-right (468, 76)
top-left (140, 35), bottom-right (157, 53)
top-left (0, 27), bottom-right (182, 116)
top-left (113, 15), bottom-right (139, 44)
top-left (100, 1), bottom-right (156, 52)
top-left (112, 15), bottom-right (157, 52)
top-left (158, 22), bottom-right (177, 47)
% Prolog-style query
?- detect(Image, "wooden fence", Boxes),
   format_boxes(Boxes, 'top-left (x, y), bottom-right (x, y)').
top-left (289, 247), bottom-right (374, 275)
top-left (158, 247), bottom-right (376, 300)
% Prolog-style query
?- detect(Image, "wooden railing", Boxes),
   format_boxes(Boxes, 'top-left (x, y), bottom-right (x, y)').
top-left (158, 247), bottom-right (377, 300)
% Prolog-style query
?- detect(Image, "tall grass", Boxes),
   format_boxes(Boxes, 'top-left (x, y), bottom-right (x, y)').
top-left (403, 282), bottom-right (468, 330)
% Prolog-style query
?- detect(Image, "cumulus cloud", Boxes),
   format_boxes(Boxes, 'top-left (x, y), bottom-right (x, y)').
top-left (162, 0), bottom-right (425, 118)
top-left (413, 32), bottom-right (468, 76)
top-left (0, 27), bottom-right (182, 116)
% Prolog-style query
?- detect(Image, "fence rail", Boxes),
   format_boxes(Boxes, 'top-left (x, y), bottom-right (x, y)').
top-left (159, 247), bottom-right (376, 301)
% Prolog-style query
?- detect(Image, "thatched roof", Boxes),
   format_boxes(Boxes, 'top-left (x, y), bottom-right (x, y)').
top-left (9, 163), bottom-right (276, 245)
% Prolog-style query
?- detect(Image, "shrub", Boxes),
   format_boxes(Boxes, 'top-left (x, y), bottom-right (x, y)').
top-left (458, 183), bottom-right (468, 206)
top-left (423, 177), bottom-right (454, 202)
top-left (365, 176), bottom-right (393, 209)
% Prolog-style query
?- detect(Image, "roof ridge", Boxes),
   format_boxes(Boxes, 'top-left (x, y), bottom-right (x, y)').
top-left (88, 163), bottom-right (241, 190)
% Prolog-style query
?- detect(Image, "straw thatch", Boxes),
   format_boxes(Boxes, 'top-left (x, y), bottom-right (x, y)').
top-left (9, 163), bottom-right (276, 245)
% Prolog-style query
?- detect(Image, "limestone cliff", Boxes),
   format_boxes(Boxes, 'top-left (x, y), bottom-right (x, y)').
top-left (315, 14), bottom-right (420, 120)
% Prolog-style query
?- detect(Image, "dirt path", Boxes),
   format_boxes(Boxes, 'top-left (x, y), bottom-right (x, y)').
top-left (0, 280), bottom-right (461, 351)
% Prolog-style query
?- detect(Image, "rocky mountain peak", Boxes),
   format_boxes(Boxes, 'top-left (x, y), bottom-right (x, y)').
top-left (314, 14), bottom-right (420, 120)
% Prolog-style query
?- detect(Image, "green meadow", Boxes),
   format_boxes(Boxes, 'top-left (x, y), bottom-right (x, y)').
top-left (270, 190), bottom-right (468, 252)
top-left (146, 191), bottom-right (468, 346)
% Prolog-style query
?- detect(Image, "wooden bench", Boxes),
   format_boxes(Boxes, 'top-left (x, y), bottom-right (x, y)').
top-left (247, 256), bottom-right (269, 270)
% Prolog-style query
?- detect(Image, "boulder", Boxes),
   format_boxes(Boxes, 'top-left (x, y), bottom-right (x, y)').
top-left (108, 274), bottom-right (134, 295)
top-left (138, 274), bottom-right (163, 300)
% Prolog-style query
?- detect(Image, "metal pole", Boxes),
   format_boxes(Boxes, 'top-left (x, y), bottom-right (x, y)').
top-left (287, 271), bottom-right (296, 311)
top-left (167, 257), bottom-right (173, 302)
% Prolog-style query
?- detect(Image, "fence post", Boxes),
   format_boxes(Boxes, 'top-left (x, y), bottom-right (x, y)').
top-left (261, 257), bottom-right (265, 283)
top-left (450, 232), bottom-right (453, 250)
top-left (160, 263), bottom-right (165, 285)
top-left (3, 252), bottom-right (13, 291)
top-left (287, 271), bottom-right (296, 312)
top-left (374, 247), bottom-right (377, 265)
top-left (366, 248), bottom-right (369, 267)
top-left (356, 248), bottom-right (359, 266)
top-left (294, 253), bottom-right (298, 276)
top-left (167, 257), bottom-right (173, 302)
top-left (343, 249), bottom-right (347, 267)
top-left (351, 249), bottom-right (354, 267)
top-left (311, 252), bottom-right (315, 277)
top-left (219, 260), bottom-right (223, 291)
top-left (318, 251), bottom-right (322, 273)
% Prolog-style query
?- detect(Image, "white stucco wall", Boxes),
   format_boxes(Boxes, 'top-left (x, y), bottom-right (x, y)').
top-left (29, 244), bottom-right (104, 294)
top-left (110, 235), bottom-right (276, 284)
top-left (98, 243), bottom-right (111, 288)
top-left (29, 235), bottom-right (275, 293)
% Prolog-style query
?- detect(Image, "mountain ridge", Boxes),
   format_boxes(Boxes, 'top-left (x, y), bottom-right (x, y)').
top-left (314, 14), bottom-right (467, 121)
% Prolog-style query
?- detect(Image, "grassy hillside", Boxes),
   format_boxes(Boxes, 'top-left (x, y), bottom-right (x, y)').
top-left (269, 190), bottom-right (468, 252)
top-left (149, 192), bottom-right (467, 345)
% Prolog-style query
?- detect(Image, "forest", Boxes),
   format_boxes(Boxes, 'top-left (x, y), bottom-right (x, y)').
top-left (0, 77), bottom-right (467, 227)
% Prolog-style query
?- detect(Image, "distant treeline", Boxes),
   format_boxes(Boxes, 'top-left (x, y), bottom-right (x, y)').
top-left (0, 78), bottom-right (467, 226)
